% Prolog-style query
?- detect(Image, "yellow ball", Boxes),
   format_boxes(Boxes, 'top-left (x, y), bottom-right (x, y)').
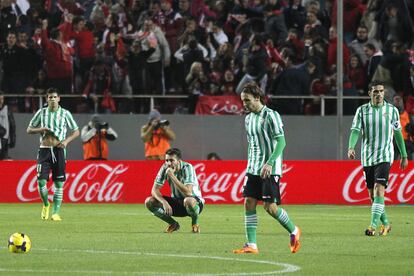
top-left (8, 233), bottom-right (31, 253)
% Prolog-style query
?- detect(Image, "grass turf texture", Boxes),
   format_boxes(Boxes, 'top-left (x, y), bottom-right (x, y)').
top-left (0, 204), bottom-right (413, 275)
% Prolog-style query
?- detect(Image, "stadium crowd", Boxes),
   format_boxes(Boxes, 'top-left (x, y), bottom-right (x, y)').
top-left (0, 0), bottom-right (414, 115)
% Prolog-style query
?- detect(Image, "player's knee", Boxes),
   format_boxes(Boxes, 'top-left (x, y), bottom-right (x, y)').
top-left (183, 197), bottom-right (196, 207)
top-left (145, 196), bottom-right (155, 209)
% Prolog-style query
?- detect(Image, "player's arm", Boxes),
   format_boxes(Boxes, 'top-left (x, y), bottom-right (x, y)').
top-left (58, 128), bottom-right (80, 148)
top-left (394, 130), bottom-right (408, 170)
top-left (166, 168), bottom-right (193, 197)
top-left (347, 129), bottom-right (360, 159)
top-left (261, 135), bottom-right (285, 178)
top-left (27, 126), bottom-right (50, 135)
top-left (151, 184), bottom-right (173, 216)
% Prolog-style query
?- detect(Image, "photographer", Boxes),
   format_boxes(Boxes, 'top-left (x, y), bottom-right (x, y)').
top-left (141, 109), bottom-right (176, 160)
top-left (393, 95), bottom-right (414, 160)
top-left (81, 115), bottom-right (118, 160)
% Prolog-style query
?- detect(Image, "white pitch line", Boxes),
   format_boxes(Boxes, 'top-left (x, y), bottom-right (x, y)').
top-left (0, 247), bottom-right (301, 275)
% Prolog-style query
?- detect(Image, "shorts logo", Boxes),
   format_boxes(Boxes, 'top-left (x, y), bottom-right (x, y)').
top-left (56, 175), bottom-right (65, 179)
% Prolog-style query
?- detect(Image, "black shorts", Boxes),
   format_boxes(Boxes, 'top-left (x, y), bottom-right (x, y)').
top-left (163, 196), bottom-right (204, 217)
top-left (363, 162), bottom-right (391, 189)
top-left (37, 147), bottom-right (67, 182)
top-left (242, 173), bottom-right (281, 204)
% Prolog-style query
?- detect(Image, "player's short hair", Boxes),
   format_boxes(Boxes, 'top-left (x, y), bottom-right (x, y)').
top-left (46, 88), bottom-right (59, 95)
top-left (370, 80), bottom-right (385, 89)
top-left (166, 148), bottom-right (182, 159)
top-left (241, 82), bottom-right (265, 104)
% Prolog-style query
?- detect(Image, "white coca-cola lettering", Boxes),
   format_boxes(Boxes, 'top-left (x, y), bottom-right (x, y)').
top-left (17, 165), bottom-right (40, 202)
top-left (343, 166), bottom-right (370, 203)
top-left (194, 163), bottom-right (291, 202)
top-left (343, 165), bottom-right (414, 203)
top-left (397, 169), bottom-right (414, 203)
top-left (17, 164), bottom-right (127, 202)
top-left (211, 101), bottom-right (243, 115)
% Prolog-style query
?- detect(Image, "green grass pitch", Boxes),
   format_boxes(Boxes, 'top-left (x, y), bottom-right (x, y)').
top-left (0, 203), bottom-right (413, 275)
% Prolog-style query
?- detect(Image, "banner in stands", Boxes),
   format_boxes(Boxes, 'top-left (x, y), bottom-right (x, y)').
top-left (0, 161), bottom-right (413, 204)
top-left (195, 95), bottom-right (244, 115)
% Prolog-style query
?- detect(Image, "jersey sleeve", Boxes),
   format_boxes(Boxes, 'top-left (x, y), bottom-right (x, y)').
top-left (28, 109), bottom-right (42, 128)
top-left (154, 164), bottom-right (167, 186)
top-left (65, 110), bottom-right (79, 131)
top-left (268, 110), bottom-right (284, 138)
top-left (182, 164), bottom-right (197, 186)
top-left (391, 106), bottom-right (402, 131)
top-left (351, 107), bottom-right (362, 131)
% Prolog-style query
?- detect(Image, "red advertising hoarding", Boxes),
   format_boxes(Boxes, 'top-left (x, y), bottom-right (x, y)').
top-left (0, 161), bottom-right (413, 204)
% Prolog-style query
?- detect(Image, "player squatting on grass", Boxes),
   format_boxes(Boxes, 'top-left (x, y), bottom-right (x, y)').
top-left (233, 82), bottom-right (301, 254)
top-left (348, 81), bottom-right (408, 236)
top-left (145, 148), bottom-right (205, 234)
top-left (27, 88), bottom-right (80, 221)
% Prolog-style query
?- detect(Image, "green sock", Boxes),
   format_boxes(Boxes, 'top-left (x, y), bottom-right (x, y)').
top-left (148, 206), bottom-right (177, 225)
top-left (185, 203), bottom-right (200, 225)
top-left (245, 210), bottom-right (257, 244)
top-left (37, 179), bottom-right (49, 206)
top-left (274, 208), bottom-right (295, 233)
top-left (52, 181), bottom-right (64, 215)
top-left (370, 196), bottom-right (385, 228)
top-left (380, 209), bottom-right (390, 226)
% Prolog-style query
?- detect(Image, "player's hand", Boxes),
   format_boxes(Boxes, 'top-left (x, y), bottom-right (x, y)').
top-left (348, 149), bottom-right (356, 159)
top-left (162, 201), bottom-right (173, 216)
top-left (57, 141), bottom-right (67, 148)
top-left (166, 167), bottom-right (175, 177)
top-left (260, 164), bottom-right (272, 179)
top-left (400, 157), bottom-right (408, 170)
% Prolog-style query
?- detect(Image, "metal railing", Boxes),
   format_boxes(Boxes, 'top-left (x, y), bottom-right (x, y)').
top-left (6, 94), bottom-right (370, 116)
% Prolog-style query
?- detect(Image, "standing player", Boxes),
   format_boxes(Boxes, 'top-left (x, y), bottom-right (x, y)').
top-left (27, 88), bottom-right (79, 221)
top-left (348, 81), bottom-right (407, 236)
top-left (233, 82), bottom-right (301, 254)
top-left (145, 148), bottom-right (204, 233)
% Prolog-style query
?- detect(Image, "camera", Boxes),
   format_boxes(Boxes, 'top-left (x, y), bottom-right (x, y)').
top-left (95, 122), bottom-right (109, 130)
top-left (154, 120), bottom-right (170, 129)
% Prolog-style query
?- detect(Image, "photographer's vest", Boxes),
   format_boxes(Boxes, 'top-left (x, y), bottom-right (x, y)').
top-left (144, 129), bottom-right (171, 159)
top-left (83, 132), bottom-right (109, 160)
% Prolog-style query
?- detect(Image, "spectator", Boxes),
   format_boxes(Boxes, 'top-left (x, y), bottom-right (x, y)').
top-left (284, 0), bottom-right (306, 37)
top-left (127, 39), bottom-right (156, 112)
top-left (270, 59), bottom-right (316, 114)
top-left (140, 18), bottom-right (171, 94)
top-left (263, 4), bottom-right (288, 47)
top-left (25, 69), bottom-right (49, 113)
top-left (207, 152), bottom-right (221, 160)
top-left (327, 26), bottom-right (350, 72)
top-left (347, 54), bottom-right (366, 94)
top-left (185, 61), bottom-right (208, 113)
top-left (40, 19), bottom-right (73, 94)
top-left (81, 115), bottom-right (118, 160)
top-left (141, 109), bottom-right (176, 160)
top-left (0, 32), bottom-right (24, 99)
top-left (82, 59), bottom-right (113, 113)
top-left (236, 35), bottom-right (269, 95)
top-left (364, 43), bottom-right (382, 87)
top-left (393, 95), bottom-right (414, 160)
top-left (0, 92), bottom-right (16, 160)
top-left (348, 25), bottom-right (371, 65)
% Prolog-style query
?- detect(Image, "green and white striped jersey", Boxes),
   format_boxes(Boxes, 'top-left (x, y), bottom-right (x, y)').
top-left (351, 102), bottom-right (401, 167)
top-left (245, 106), bottom-right (284, 176)
top-left (154, 161), bottom-right (204, 203)
top-left (29, 106), bottom-right (79, 142)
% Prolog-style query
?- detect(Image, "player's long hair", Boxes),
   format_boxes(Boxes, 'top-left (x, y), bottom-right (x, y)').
top-left (241, 82), bottom-right (265, 104)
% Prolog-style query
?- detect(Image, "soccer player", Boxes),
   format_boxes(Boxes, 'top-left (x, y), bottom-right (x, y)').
top-left (233, 82), bottom-right (301, 254)
top-left (145, 148), bottom-right (204, 233)
top-left (348, 81), bottom-right (408, 236)
top-left (27, 88), bottom-right (79, 221)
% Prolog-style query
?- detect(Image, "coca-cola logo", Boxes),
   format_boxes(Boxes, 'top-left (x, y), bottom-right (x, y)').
top-left (194, 163), bottom-right (291, 202)
top-left (343, 166), bottom-right (414, 203)
top-left (17, 164), bottom-right (127, 202)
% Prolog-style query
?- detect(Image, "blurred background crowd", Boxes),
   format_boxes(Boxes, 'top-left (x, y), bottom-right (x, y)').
top-left (1, 0), bottom-right (414, 115)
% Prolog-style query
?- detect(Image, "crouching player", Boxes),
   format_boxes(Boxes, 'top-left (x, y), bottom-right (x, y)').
top-left (145, 148), bottom-right (204, 233)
